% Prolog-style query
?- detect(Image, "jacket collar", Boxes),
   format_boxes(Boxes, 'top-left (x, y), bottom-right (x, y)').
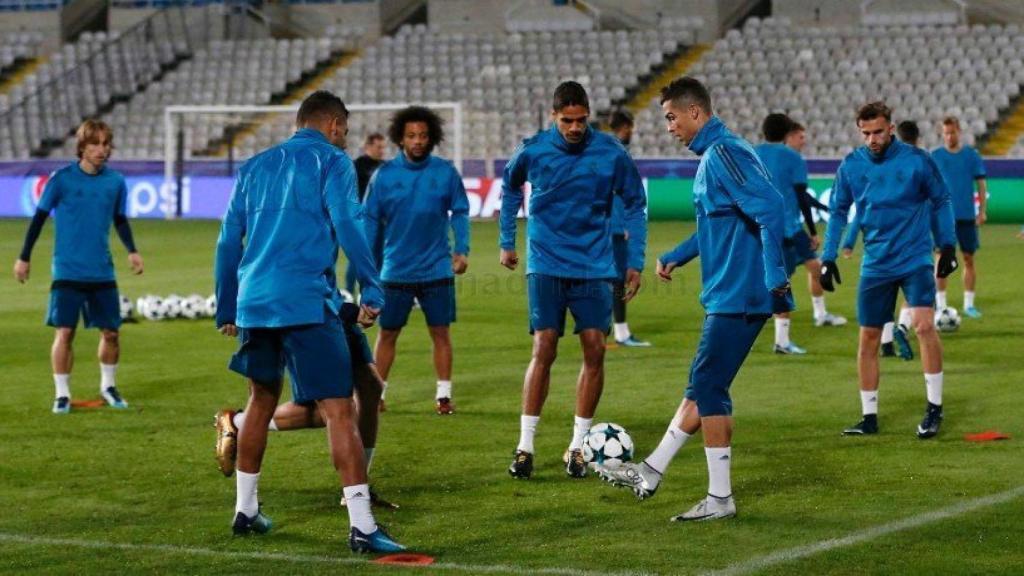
top-left (293, 128), bottom-right (329, 143)
top-left (398, 151), bottom-right (431, 170)
top-left (687, 116), bottom-right (728, 156)
top-left (548, 123), bottom-right (593, 154)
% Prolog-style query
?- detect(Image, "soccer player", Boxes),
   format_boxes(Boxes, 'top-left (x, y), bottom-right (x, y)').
top-left (501, 81), bottom-right (647, 480)
top-left (931, 116), bottom-right (987, 318)
top-left (820, 101), bottom-right (958, 439)
top-left (14, 119), bottom-right (143, 414)
top-left (606, 109), bottom-right (650, 348)
top-left (842, 120), bottom-right (923, 361)
top-left (598, 77), bottom-right (790, 521)
top-left (756, 113), bottom-right (844, 357)
top-left (344, 132), bottom-right (388, 295)
top-left (363, 106), bottom-right (470, 416)
top-left (214, 90), bottom-right (403, 552)
top-left (785, 120), bottom-right (806, 153)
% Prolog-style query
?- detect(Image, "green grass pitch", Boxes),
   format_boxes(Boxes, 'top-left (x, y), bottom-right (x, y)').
top-left (0, 218), bottom-right (1021, 575)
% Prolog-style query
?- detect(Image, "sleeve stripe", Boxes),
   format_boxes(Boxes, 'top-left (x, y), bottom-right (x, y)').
top-left (716, 144), bottom-right (747, 186)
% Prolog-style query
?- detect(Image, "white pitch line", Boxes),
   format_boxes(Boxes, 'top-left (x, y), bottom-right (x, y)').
top-left (702, 485), bottom-right (1024, 576)
top-left (0, 532), bottom-right (655, 576)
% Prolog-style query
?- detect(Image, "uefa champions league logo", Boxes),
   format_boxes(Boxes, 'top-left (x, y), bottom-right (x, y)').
top-left (20, 175), bottom-right (49, 216)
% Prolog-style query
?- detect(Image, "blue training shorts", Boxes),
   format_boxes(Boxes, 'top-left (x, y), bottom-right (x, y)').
top-left (955, 220), bottom-right (980, 254)
top-left (684, 313), bottom-right (768, 417)
top-left (857, 266), bottom-right (936, 328)
top-left (229, 311), bottom-right (354, 403)
top-left (379, 278), bottom-right (456, 330)
top-left (47, 281), bottom-right (121, 330)
top-left (784, 230), bottom-right (818, 277)
top-left (528, 273), bottom-right (612, 336)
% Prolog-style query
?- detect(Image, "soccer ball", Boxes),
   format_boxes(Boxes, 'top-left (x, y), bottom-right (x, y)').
top-left (181, 294), bottom-right (206, 319)
top-left (163, 294), bottom-right (182, 318)
top-left (205, 294), bottom-right (218, 318)
top-left (582, 422), bottom-right (634, 470)
top-left (141, 295), bottom-right (166, 321)
top-left (119, 295), bottom-right (134, 320)
top-left (934, 307), bottom-right (961, 332)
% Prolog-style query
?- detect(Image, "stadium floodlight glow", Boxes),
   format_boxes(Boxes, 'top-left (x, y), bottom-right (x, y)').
top-left (163, 102), bottom-right (463, 218)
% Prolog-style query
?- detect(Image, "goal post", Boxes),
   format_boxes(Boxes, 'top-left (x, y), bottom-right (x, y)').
top-left (163, 102), bottom-right (464, 217)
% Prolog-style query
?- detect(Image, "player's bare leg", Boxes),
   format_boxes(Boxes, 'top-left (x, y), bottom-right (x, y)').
top-left (671, 415), bottom-right (736, 522)
top-left (773, 311), bottom-right (805, 354)
top-left (98, 329), bottom-right (126, 408)
top-left (232, 377), bottom-right (282, 534)
top-left (565, 329), bottom-right (605, 477)
top-left (509, 329), bottom-right (559, 478)
top-left (911, 306), bottom-right (945, 438)
top-left (374, 328), bottom-right (401, 410)
top-left (428, 325), bottom-right (455, 414)
top-left (961, 252), bottom-right (981, 317)
top-left (50, 327), bottom-right (75, 414)
top-left (807, 258), bottom-right (846, 327)
top-left (843, 327), bottom-right (882, 436)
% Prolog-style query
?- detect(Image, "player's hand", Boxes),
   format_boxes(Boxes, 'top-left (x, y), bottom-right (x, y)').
top-left (771, 282), bottom-right (792, 298)
top-left (452, 253), bottom-right (468, 275)
top-left (841, 248), bottom-right (853, 259)
top-left (936, 245), bottom-right (959, 278)
top-left (976, 212), bottom-right (987, 226)
top-left (623, 268), bottom-right (641, 302)
top-left (219, 324), bottom-right (238, 337)
top-left (809, 235), bottom-right (820, 250)
top-left (358, 305), bottom-right (380, 328)
top-left (500, 249), bottom-right (518, 270)
top-left (655, 258), bottom-right (677, 282)
top-left (128, 252), bottom-right (144, 275)
top-left (623, 230), bottom-right (629, 241)
top-left (820, 260), bottom-right (841, 292)
top-left (13, 259), bottom-right (29, 283)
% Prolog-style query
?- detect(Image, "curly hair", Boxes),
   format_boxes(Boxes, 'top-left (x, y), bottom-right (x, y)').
top-left (388, 105), bottom-right (445, 154)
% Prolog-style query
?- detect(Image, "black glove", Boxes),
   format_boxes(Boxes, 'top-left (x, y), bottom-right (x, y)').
top-left (820, 260), bottom-right (841, 292)
top-left (936, 245), bottom-right (959, 278)
top-left (339, 302), bottom-right (360, 324)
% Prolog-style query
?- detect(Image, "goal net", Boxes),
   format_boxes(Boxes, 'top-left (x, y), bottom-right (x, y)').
top-left (162, 102), bottom-right (463, 207)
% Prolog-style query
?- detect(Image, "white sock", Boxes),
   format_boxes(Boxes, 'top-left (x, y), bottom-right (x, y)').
top-left (812, 296), bottom-right (827, 319)
top-left (881, 322), bottom-right (894, 344)
top-left (936, 291), bottom-right (947, 310)
top-left (517, 415), bottom-right (540, 453)
top-left (54, 374), bottom-right (70, 399)
top-left (898, 307), bottom-right (913, 329)
top-left (233, 411), bottom-right (277, 432)
top-left (569, 415), bottom-right (592, 451)
top-left (925, 372), bottom-right (943, 406)
top-left (268, 418), bottom-right (278, 431)
top-left (100, 363), bottom-right (117, 391)
top-left (342, 484), bottom-right (376, 533)
top-left (964, 291), bottom-right (975, 309)
top-left (380, 381), bottom-right (388, 400)
top-left (774, 317), bottom-right (790, 347)
top-left (364, 447), bottom-right (375, 472)
top-left (613, 322), bottom-right (631, 341)
top-left (860, 389), bottom-right (879, 415)
top-left (644, 426), bottom-right (690, 474)
top-left (436, 380), bottom-right (452, 400)
top-left (235, 470), bottom-right (260, 517)
top-left (705, 447), bottom-right (732, 498)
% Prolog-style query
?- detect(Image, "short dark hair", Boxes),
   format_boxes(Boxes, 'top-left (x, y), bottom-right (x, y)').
top-left (762, 113), bottom-right (793, 142)
top-left (896, 120), bottom-right (920, 145)
top-left (608, 109), bottom-right (634, 130)
top-left (659, 76), bottom-right (712, 114)
top-left (296, 90), bottom-right (348, 126)
top-left (388, 105), bottom-right (445, 154)
top-left (552, 81), bottom-right (590, 111)
top-left (364, 132), bottom-right (385, 146)
top-left (788, 121), bottom-right (805, 133)
top-left (856, 101), bottom-right (892, 125)
top-left (942, 116), bottom-right (961, 129)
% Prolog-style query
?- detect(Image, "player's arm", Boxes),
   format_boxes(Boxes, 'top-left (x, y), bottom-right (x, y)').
top-left (840, 210), bottom-right (861, 258)
top-left (326, 156), bottom-right (384, 312)
top-left (362, 170), bottom-right (383, 270)
top-left (973, 149), bottom-right (988, 226)
top-left (711, 144), bottom-right (788, 294)
top-left (14, 174), bottom-right (62, 283)
top-left (922, 155), bottom-right (958, 277)
top-left (448, 168), bottom-right (470, 274)
top-left (499, 143), bottom-right (528, 269)
top-left (215, 175), bottom-right (247, 334)
top-left (657, 232), bottom-right (698, 281)
top-left (819, 164), bottom-right (854, 290)
top-left (113, 180), bottom-right (143, 274)
top-left (617, 152), bottom-right (648, 300)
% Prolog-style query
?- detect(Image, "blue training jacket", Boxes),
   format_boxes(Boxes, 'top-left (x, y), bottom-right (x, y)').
top-left (822, 139), bottom-right (956, 278)
top-left (215, 128), bottom-right (383, 329)
top-left (931, 145), bottom-right (986, 221)
top-left (500, 124), bottom-right (647, 279)
top-left (363, 152), bottom-right (470, 283)
top-left (672, 116), bottom-right (789, 316)
top-left (754, 142), bottom-right (808, 238)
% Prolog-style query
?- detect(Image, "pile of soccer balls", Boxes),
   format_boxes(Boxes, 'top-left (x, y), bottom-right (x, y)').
top-left (120, 294), bottom-right (217, 321)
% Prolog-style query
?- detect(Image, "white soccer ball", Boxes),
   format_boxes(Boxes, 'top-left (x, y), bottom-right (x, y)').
top-left (181, 294), bottom-right (205, 319)
top-left (163, 294), bottom-right (182, 318)
top-left (582, 422), bottom-right (634, 470)
top-left (119, 295), bottom-right (134, 320)
top-left (205, 294), bottom-right (218, 318)
top-left (934, 307), bottom-right (961, 333)
top-left (142, 295), bottom-right (166, 321)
